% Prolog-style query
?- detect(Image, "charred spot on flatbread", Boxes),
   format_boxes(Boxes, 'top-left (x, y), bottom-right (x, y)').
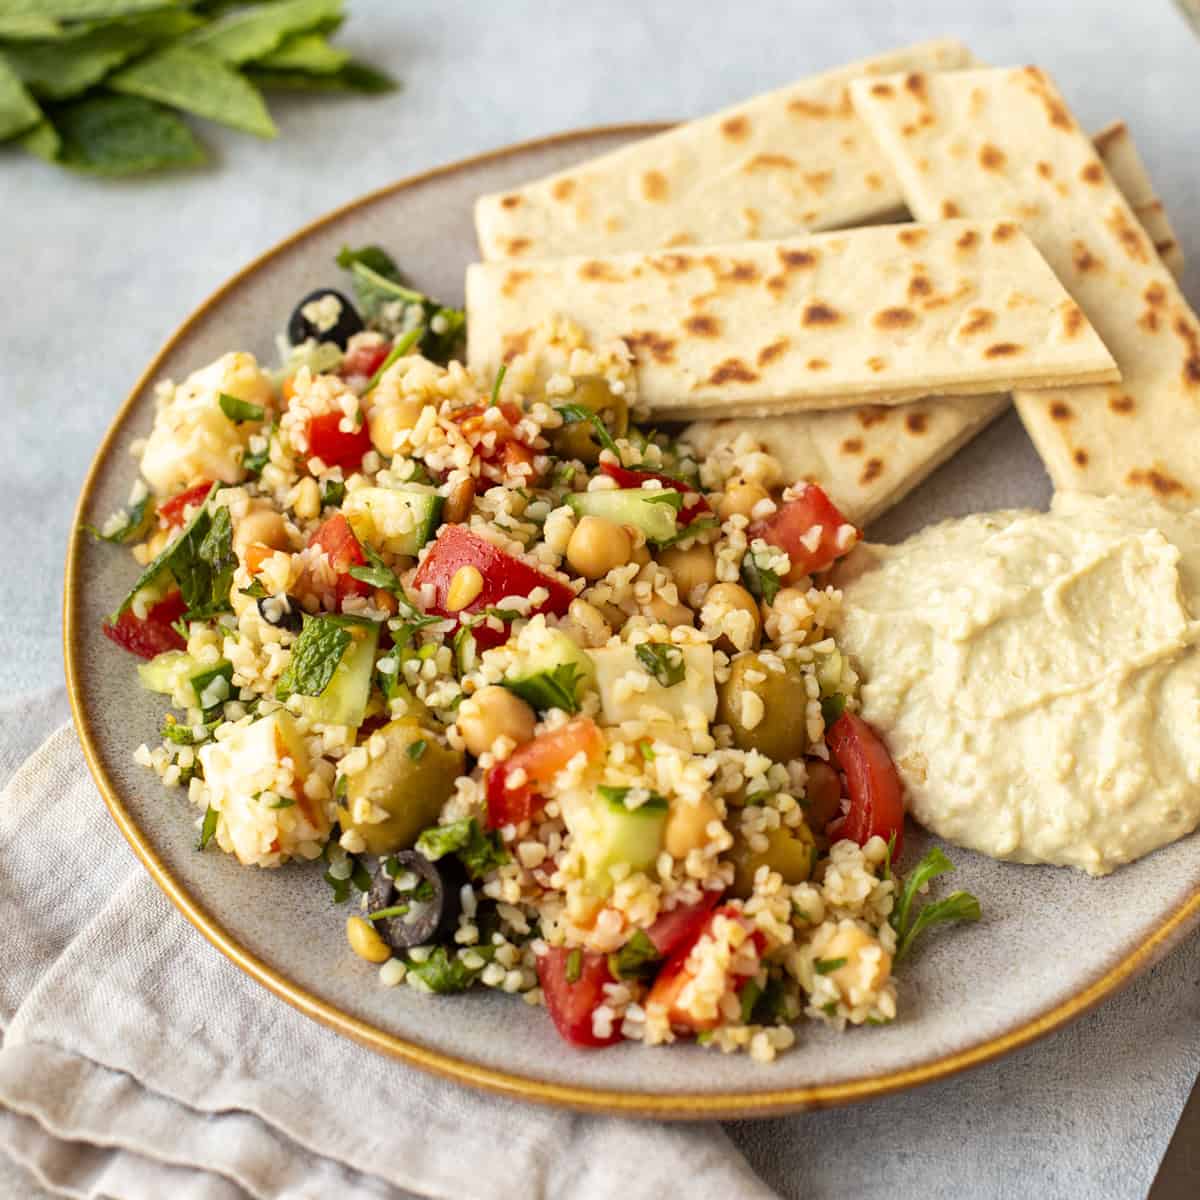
top-left (801, 301), bottom-right (841, 326)
top-left (905, 411), bottom-right (930, 434)
top-left (721, 115), bottom-right (750, 141)
top-left (624, 330), bottom-right (677, 365)
top-left (684, 314), bottom-right (722, 338)
top-left (707, 358), bottom-right (758, 385)
top-left (873, 306), bottom-right (919, 330)
top-left (1127, 467), bottom-right (1190, 498)
top-left (756, 338), bottom-right (791, 367)
top-left (985, 342), bottom-right (1023, 357)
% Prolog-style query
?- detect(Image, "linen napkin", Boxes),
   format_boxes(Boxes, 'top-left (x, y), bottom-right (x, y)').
top-left (0, 693), bottom-right (777, 1200)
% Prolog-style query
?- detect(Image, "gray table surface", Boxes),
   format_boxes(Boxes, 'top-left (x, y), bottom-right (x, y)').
top-left (3, 1), bottom-right (1198, 1197)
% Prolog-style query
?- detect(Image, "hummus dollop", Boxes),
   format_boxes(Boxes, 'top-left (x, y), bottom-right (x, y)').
top-left (834, 492), bottom-right (1200, 875)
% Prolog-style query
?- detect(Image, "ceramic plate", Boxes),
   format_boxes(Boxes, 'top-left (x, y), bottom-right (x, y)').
top-left (64, 126), bottom-right (1200, 1118)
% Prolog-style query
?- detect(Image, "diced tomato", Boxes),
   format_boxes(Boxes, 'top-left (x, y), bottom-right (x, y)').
top-left (412, 525), bottom-right (574, 649)
top-left (448, 400), bottom-right (538, 477)
top-left (243, 542), bottom-right (277, 576)
top-left (307, 513), bottom-right (371, 607)
top-left (537, 947), bottom-right (623, 1048)
top-left (748, 483), bottom-right (858, 580)
top-left (158, 480), bottom-right (214, 529)
top-left (497, 439), bottom-right (537, 478)
top-left (306, 410), bottom-right (373, 472)
top-left (826, 711), bottom-right (905, 857)
top-left (645, 905), bottom-right (764, 1034)
top-left (341, 339), bottom-right (391, 379)
top-left (599, 462), bottom-right (710, 525)
top-left (101, 591), bottom-right (188, 660)
top-left (484, 716), bottom-right (604, 829)
top-left (645, 892), bottom-right (721, 959)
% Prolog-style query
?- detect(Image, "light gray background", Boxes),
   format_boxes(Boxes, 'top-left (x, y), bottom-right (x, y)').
top-left (2, 1), bottom-right (1197, 1197)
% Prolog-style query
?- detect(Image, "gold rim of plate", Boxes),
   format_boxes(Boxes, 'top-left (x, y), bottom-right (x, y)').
top-left (62, 123), bottom-right (1200, 1119)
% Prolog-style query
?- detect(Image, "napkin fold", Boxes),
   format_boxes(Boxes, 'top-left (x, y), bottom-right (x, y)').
top-left (0, 696), bottom-right (776, 1200)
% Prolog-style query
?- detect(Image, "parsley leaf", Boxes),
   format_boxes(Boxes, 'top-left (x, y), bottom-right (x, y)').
top-left (161, 715), bottom-right (218, 745)
top-left (218, 391), bottom-right (265, 423)
top-left (83, 493), bottom-right (153, 545)
top-left (890, 846), bottom-right (982, 962)
top-left (275, 614), bottom-right (352, 700)
top-left (406, 738), bottom-right (427, 761)
top-left (820, 693), bottom-right (846, 726)
top-left (643, 489), bottom-right (683, 510)
top-left (656, 515), bottom-right (719, 549)
top-left (320, 478), bottom-right (345, 508)
top-left (555, 402), bottom-right (620, 457)
top-left (814, 956), bottom-right (848, 975)
top-left (565, 947), bottom-right (583, 984)
top-left (635, 642), bottom-right (686, 688)
top-left (415, 818), bottom-right (509, 878)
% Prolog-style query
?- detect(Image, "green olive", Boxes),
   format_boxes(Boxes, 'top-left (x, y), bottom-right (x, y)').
top-left (337, 719), bottom-right (463, 855)
top-left (730, 821), bottom-right (817, 898)
top-left (716, 652), bottom-right (810, 763)
top-left (549, 376), bottom-right (628, 464)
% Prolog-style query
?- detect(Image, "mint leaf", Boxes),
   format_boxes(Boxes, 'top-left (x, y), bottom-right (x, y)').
top-left (186, 0), bottom-right (344, 65)
top-left (0, 54), bottom-right (43, 140)
top-left (741, 555), bottom-right (782, 605)
top-left (111, 44), bottom-right (277, 139)
top-left (2, 24), bottom-right (151, 101)
top-left (635, 642), bottom-right (685, 688)
top-left (83, 493), bottom-right (153, 545)
top-left (179, 502), bottom-right (236, 619)
top-left (218, 391), bottom-right (264, 423)
top-left (49, 93), bottom-right (204, 175)
top-left (256, 30), bottom-right (347, 73)
top-left (275, 613), bottom-right (351, 700)
top-left (504, 660), bottom-right (582, 714)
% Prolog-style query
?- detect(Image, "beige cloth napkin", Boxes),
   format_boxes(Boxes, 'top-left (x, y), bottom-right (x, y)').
top-left (0, 696), bottom-right (776, 1200)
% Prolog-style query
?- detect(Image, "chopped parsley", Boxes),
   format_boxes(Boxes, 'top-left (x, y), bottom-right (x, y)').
top-left (635, 642), bottom-right (686, 688)
top-left (242, 421), bottom-right (276, 478)
top-left (739, 979), bottom-right (762, 1023)
top-left (597, 785), bottom-right (668, 811)
top-left (608, 930), bottom-right (660, 981)
top-left (564, 947), bottom-right (583, 984)
top-left (217, 391), bottom-right (264, 423)
top-left (741, 554), bottom-right (782, 605)
top-left (268, 797), bottom-right (296, 809)
top-left (320, 478), bottom-right (346, 508)
top-left (404, 945), bottom-right (493, 994)
top-left (657, 515), bottom-right (719, 548)
top-left (406, 739), bottom-right (427, 761)
top-left (364, 324), bottom-right (426, 392)
top-left (197, 805), bottom-right (218, 851)
top-left (161, 715), bottom-right (218, 745)
top-left (415, 818), bottom-right (509, 878)
top-left (489, 362), bottom-right (507, 408)
top-left (890, 847), bottom-right (982, 962)
top-left (274, 614), bottom-right (352, 700)
top-left (643, 489), bottom-right (684, 510)
top-left (820, 693), bottom-right (847, 726)
top-left (814, 956), bottom-right (848, 975)
top-left (240, 578), bottom-right (269, 599)
top-left (555, 402), bottom-right (620, 457)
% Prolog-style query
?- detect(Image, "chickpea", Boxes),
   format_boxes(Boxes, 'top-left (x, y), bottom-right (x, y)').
top-left (346, 916), bottom-right (391, 963)
top-left (233, 504), bottom-right (291, 558)
top-left (643, 593), bottom-right (695, 627)
top-left (719, 478), bottom-right (770, 521)
top-left (659, 542), bottom-right (716, 600)
top-left (368, 395), bottom-right (427, 456)
top-left (822, 923), bottom-right (893, 1001)
top-left (702, 582), bottom-right (761, 650)
top-left (457, 686), bottom-right (537, 757)
top-left (566, 598), bottom-right (613, 648)
top-left (664, 794), bottom-right (722, 859)
top-left (566, 515), bottom-right (633, 580)
top-left (630, 538), bottom-right (652, 567)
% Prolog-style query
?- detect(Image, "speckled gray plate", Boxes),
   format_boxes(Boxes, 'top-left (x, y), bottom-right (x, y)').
top-left (64, 126), bottom-right (1200, 1118)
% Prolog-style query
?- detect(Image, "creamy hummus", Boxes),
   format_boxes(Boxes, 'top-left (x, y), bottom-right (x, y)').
top-left (833, 492), bottom-right (1200, 875)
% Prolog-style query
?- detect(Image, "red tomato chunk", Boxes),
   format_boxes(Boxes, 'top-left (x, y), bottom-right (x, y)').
top-left (308, 513), bottom-right (371, 607)
top-left (411, 524), bottom-right (574, 649)
top-left (101, 591), bottom-right (188, 659)
top-left (748, 483), bottom-right (858, 580)
top-left (307, 410), bottom-right (372, 473)
top-left (158, 480), bottom-right (214, 529)
top-left (826, 711), bottom-right (905, 857)
top-left (537, 947), bottom-right (623, 1048)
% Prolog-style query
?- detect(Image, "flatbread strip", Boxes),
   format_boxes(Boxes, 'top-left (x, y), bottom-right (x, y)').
top-left (1094, 121), bottom-right (1185, 278)
top-left (474, 40), bottom-right (974, 262)
top-left (851, 67), bottom-right (1200, 506)
top-left (466, 221), bottom-right (1118, 421)
top-left (685, 121), bottom-right (1181, 526)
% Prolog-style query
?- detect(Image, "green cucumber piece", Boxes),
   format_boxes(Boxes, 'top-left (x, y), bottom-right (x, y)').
top-left (302, 616), bottom-right (380, 729)
top-left (343, 485), bottom-right (443, 556)
top-left (566, 488), bottom-right (679, 544)
top-left (138, 651), bottom-right (233, 710)
top-left (503, 628), bottom-right (594, 714)
top-left (567, 785), bottom-right (668, 895)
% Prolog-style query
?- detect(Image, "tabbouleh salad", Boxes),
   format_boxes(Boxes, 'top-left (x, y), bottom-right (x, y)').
top-left (92, 246), bottom-right (979, 1060)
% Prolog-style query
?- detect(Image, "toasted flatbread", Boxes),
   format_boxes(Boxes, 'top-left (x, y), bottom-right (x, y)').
top-left (851, 66), bottom-right (1200, 506)
top-left (474, 40), bottom-right (974, 262)
top-left (465, 221), bottom-right (1118, 421)
top-left (1094, 121), bottom-right (1184, 278)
